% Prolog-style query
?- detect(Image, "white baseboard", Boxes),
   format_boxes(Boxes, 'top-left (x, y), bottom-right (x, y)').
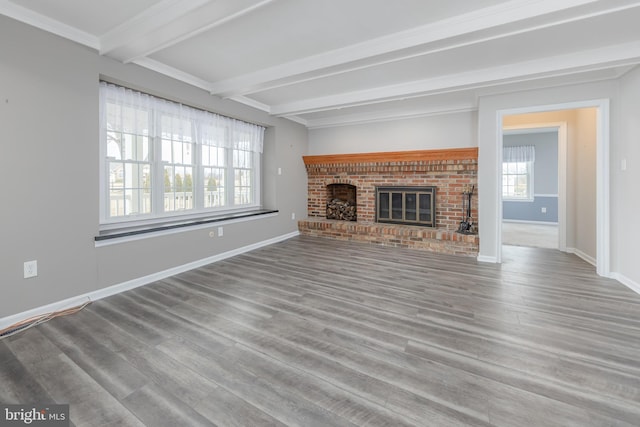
top-left (565, 247), bottom-right (596, 266)
top-left (0, 231), bottom-right (300, 331)
top-left (477, 255), bottom-right (498, 263)
top-left (610, 273), bottom-right (640, 296)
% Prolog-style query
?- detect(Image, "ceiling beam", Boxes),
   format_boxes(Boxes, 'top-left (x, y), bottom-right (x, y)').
top-left (209, 0), bottom-right (606, 98)
top-left (100, 0), bottom-right (277, 63)
top-left (270, 41), bottom-right (640, 116)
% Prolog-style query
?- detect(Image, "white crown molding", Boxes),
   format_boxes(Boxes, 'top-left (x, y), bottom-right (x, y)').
top-left (280, 115), bottom-right (308, 127)
top-left (228, 95), bottom-right (271, 113)
top-left (209, 0), bottom-right (610, 97)
top-left (269, 41), bottom-right (640, 116)
top-left (0, 0), bottom-right (99, 49)
top-left (306, 104), bottom-right (476, 129)
top-left (101, 0), bottom-right (276, 63)
top-left (132, 57), bottom-right (212, 92)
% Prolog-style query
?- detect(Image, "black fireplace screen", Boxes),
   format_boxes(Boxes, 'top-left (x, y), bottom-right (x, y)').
top-left (376, 186), bottom-right (435, 227)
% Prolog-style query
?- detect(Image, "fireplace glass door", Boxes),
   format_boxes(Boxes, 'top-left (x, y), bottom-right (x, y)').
top-left (376, 186), bottom-right (435, 227)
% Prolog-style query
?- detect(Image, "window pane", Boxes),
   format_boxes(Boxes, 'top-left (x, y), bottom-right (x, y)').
top-left (392, 193), bottom-right (403, 220)
top-left (233, 150), bottom-right (252, 168)
top-left (379, 192), bottom-right (389, 219)
top-left (405, 193), bottom-right (416, 220)
top-left (419, 194), bottom-right (432, 221)
top-left (204, 167), bottom-right (225, 208)
top-left (502, 161), bottom-right (531, 199)
top-left (234, 169), bottom-right (252, 205)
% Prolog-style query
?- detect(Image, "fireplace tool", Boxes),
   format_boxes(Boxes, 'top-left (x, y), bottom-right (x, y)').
top-left (457, 185), bottom-right (475, 234)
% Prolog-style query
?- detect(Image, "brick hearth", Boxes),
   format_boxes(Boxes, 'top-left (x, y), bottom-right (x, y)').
top-left (299, 148), bottom-right (479, 256)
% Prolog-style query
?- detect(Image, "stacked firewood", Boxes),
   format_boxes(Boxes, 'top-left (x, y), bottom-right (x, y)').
top-left (326, 198), bottom-right (357, 221)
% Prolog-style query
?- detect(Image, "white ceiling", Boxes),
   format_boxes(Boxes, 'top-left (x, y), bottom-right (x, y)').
top-left (3, 0), bottom-right (640, 128)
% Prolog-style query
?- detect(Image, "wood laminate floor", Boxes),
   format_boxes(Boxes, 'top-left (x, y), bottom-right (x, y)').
top-left (2, 235), bottom-right (640, 426)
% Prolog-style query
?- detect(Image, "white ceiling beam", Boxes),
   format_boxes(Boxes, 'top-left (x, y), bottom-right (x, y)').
top-left (0, 0), bottom-right (99, 49)
top-left (270, 41), bottom-right (640, 116)
top-left (132, 57), bottom-right (212, 92)
top-left (100, 0), bottom-right (277, 63)
top-left (210, 0), bottom-right (606, 98)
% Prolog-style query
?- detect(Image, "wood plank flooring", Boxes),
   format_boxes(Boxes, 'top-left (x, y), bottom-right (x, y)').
top-left (2, 235), bottom-right (640, 426)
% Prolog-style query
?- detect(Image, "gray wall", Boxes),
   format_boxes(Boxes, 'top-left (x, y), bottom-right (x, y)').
top-left (308, 111), bottom-right (477, 154)
top-left (0, 16), bottom-right (308, 318)
top-left (616, 66), bottom-right (640, 287)
top-left (503, 132), bottom-right (559, 222)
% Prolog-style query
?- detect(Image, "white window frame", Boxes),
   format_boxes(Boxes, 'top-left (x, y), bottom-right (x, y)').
top-left (502, 160), bottom-right (534, 202)
top-left (99, 83), bottom-right (263, 229)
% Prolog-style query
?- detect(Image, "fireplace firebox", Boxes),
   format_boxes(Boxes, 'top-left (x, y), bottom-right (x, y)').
top-left (326, 183), bottom-right (357, 221)
top-left (376, 186), bottom-right (435, 227)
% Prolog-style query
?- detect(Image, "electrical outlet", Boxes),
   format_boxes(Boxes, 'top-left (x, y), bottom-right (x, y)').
top-left (24, 260), bottom-right (37, 279)
top-left (217, 226), bottom-right (224, 237)
top-left (541, 207), bottom-right (547, 213)
top-left (291, 212), bottom-right (296, 220)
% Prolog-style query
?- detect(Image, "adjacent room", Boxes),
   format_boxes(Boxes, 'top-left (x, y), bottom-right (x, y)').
top-left (2, 1), bottom-right (640, 426)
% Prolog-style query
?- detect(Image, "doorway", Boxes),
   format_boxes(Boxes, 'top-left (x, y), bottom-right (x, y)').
top-left (495, 100), bottom-right (610, 277)
top-left (501, 125), bottom-right (564, 250)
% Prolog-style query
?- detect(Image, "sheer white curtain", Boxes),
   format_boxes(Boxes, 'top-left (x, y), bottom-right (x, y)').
top-left (99, 82), bottom-right (264, 153)
top-left (503, 145), bottom-right (535, 163)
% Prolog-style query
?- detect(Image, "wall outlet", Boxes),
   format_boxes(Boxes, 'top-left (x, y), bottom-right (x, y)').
top-left (24, 260), bottom-right (37, 279)
top-left (217, 226), bottom-right (224, 237)
top-left (541, 207), bottom-right (547, 213)
top-left (291, 212), bottom-right (296, 220)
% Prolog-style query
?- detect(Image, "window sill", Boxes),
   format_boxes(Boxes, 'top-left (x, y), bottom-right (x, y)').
top-left (95, 209), bottom-right (278, 245)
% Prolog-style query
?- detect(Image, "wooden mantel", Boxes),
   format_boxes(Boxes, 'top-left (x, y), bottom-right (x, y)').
top-left (302, 147), bottom-right (478, 166)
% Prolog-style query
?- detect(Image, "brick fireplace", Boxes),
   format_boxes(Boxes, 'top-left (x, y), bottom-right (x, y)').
top-left (298, 148), bottom-right (479, 256)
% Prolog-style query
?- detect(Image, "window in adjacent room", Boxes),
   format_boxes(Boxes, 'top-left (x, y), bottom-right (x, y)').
top-left (502, 145), bottom-right (535, 201)
top-left (99, 82), bottom-right (264, 226)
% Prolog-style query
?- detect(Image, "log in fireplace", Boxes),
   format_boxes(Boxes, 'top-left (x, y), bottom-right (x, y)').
top-left (375, 186), bottom-right (436, 227)
top-left (326, 183), bottom-right (357, 221)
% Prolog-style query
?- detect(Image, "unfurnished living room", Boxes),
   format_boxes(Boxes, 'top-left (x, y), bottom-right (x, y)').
top-left (2, 1), bottom-right (640, 426)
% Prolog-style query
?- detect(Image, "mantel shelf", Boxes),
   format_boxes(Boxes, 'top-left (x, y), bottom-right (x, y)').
top-left (302, 147), bottom-right (478, 166)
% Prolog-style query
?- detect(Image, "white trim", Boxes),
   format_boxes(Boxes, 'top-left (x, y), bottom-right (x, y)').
top-left (477, 255), bottom-right (499, 263)
top-left (101, 0), bottom-right (276, 62)
top-left (503, 127), bottom-right (559, 135)
top-left (596, 100), bottom-right (611, 277)
top-left (1, 231), bottom-right (299, 331)
top-left (0, 0), bottom-right (99, 49)
top-left (228, 95), bottom-right (271, 113)
top-left (132, 57), bottom-right (212, 92)
top-left (503, 219), bottom-right (558, 225)
top-left (502, 198), bottom-right (534, 203)
top-left (610, 273), bottom-right (640, 296)
top-left (533, 194), bottom-right (559, 198)
top-left (95, 212), bottom-right (279, 247)
top-left (269, 42), bottom-right (640, 116)
top-left (566, 247), bottom-right (597, 267)
top-left (209, 0), bottom-right (608, 97)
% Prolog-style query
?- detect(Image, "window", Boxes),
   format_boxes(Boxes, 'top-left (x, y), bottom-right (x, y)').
top-left (99, 82), bottom-right (264, 226)
top-left (502, 145), bottom-right (535, 201)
